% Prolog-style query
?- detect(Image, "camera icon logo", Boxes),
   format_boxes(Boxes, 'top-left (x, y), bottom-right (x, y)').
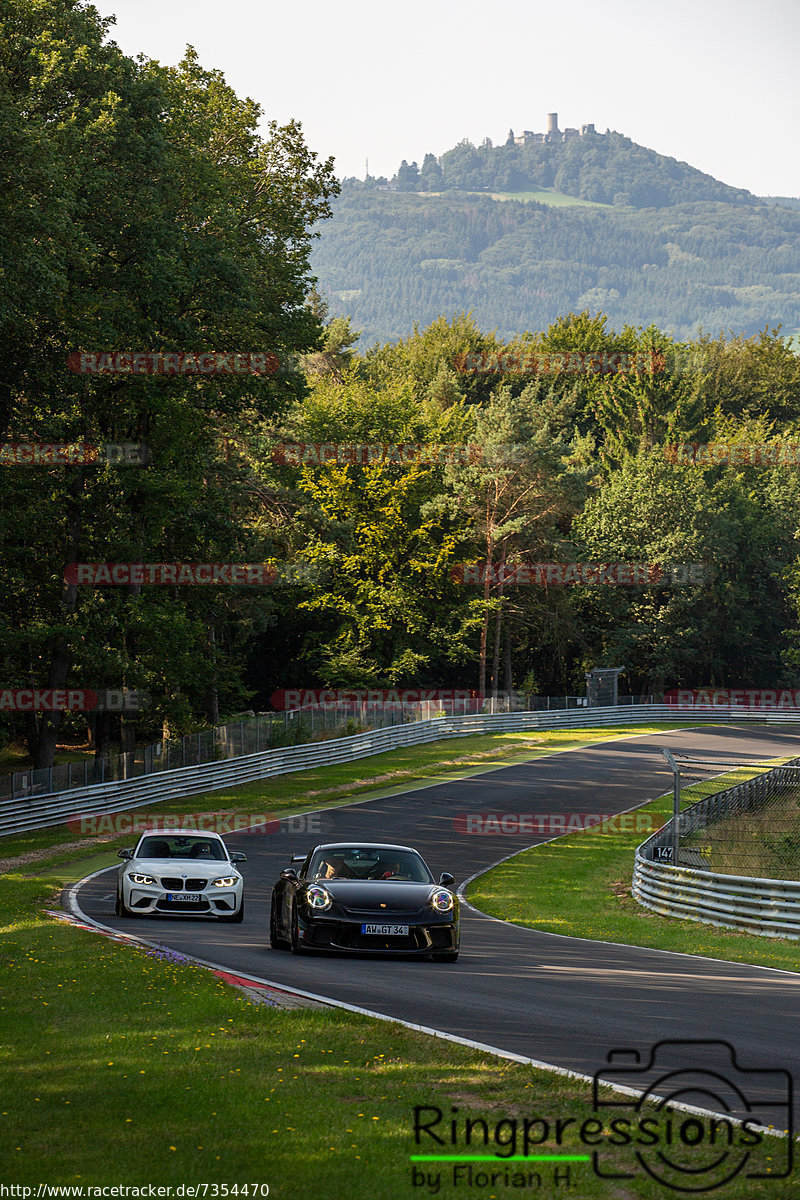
top-left (592, 1039), bottom-right (793, 1192)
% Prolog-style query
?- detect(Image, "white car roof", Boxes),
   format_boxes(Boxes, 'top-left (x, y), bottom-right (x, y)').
top-left (136, 829), bottom-right (226, 841)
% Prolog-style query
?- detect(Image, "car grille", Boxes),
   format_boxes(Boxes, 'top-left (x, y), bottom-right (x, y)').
top-left (160, 877), bottom-right (208, 891)
top-left (155, 897), bottom-right (210, 911)
top-left (341, 904), bottom-right (425, 918)
top-left (327, 925), bottom-right (430, 951)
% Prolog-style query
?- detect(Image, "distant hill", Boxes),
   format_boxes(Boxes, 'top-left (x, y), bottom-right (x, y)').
top-left (414, 130), bottom-right (757, 209)
top-left (311, 132), bottom-right (800, 346)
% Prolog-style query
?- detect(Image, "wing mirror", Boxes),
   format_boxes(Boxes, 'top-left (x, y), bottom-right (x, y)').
top-left (439, 872), bottom-right (455, 887)
top-left (230, 852), bottom-right (247, 863)
top-left (280, 867), bottom-right (298, 881)
top-left (117, 848), bottom-right (134, 860)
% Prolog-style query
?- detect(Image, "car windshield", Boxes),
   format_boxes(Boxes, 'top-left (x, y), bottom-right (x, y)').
top-left (307, 847), bottom-right (433, 882)
top-left (137, 836), bottom-right (227, 861)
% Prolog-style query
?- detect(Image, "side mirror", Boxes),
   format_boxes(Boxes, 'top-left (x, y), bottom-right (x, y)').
top-left (230, 852), bottom-right (247, 863)
top-left (280, 868), bottom-right (298, 881)
top-left (439, 872), bottom-right (455, 887)
top-left (117, 849), bottom-right (134, 860)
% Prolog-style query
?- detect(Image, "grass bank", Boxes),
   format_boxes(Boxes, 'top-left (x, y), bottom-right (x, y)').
top-left (1, 874), bottom-right (795, 1196)
top-left (467, 767), bottom-right (800, 972)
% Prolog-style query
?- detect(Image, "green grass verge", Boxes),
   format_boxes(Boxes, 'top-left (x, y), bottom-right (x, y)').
top-left (467, 767), bottom-right (800, 973)
top-left (2, 875), bottom-right (795, 1195)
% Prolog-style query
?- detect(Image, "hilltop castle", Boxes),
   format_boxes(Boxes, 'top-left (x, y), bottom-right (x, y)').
top-left (507, 114), bottom-right (598, 147)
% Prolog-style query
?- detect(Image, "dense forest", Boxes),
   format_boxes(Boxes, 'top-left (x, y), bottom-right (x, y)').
top-left (4, 1), bottom-right (800, 771)
top-left (311, 127), bottom-right (800, 347)
top-left (312, 182), bottom-right (800, 346)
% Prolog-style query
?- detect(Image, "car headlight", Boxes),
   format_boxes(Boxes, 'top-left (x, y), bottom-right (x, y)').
top-left (212, 877), bottom-right (238, 887)
top-left (306, 884), bottom-right (332, 910)
top-left (430, 889), bottom-right (453, 912)
top-left (130, 873), bottom-right (155, 885)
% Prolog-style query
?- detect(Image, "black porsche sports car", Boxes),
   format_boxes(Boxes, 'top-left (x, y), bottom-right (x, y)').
top-left (269, 842), bottom-right (459, 961)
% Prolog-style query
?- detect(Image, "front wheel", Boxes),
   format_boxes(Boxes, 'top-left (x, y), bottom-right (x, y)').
top-left (115, 887), bottom-right (131, 918)
top-left (270, 905), bottom-right (287, 949)
top-left (290, 906), bottom-right (305, 954)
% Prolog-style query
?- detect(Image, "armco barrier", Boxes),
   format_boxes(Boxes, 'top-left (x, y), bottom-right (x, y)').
top-left (633, 757), bottom-right (800, 938)
top-left (3, 703), bottom-right (800, 839)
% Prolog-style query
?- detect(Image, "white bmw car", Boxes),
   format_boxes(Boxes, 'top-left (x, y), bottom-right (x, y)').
top-left (115, 829), bottom-right (247, 922)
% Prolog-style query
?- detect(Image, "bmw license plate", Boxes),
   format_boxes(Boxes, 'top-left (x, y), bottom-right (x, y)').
top-left (167, 892), bottom-right (201, 902)
top-left (361, 923), bottom-right (408, 935)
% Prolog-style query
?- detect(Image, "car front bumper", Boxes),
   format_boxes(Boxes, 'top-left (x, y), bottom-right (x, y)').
top-left (296, 913), bottom-right (459, 954)
top-left (124, 880), bottom-right (243, 918)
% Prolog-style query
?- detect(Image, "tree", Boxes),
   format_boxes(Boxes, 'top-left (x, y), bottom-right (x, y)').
top-left (573, 453), bottom-right (795, 690)
top-left (396, 160), bottom-right (420, 191)
top-left (419, 153), bottom-right (443, 191)
top-left (0, 4), bottom-right (338, 766)
top-left (268, 369), bottom-right (478, 687)
top-left (431, 384), bottom-right (591, 696)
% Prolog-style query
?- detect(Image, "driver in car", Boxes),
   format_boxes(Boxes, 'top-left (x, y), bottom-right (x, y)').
top-left (372, 856), bottom-right (403, 879)
top-left (316, 854), bottom-right (347, 879)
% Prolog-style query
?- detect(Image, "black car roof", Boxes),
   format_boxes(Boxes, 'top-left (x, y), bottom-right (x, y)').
top-left (308, 842), bottom-right (419, 854)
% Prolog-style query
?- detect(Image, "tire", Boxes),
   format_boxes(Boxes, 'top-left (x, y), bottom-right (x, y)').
top-left (219, 898), bottom-right (244, 924)
top-left (115, 887), bottom-right (131, 918)
top-left (290, 905), bottom-right (305, 954)
top-left (431, 949), bottom-right (459, 962)
top-left (270, 904), bottom-right (287, 949)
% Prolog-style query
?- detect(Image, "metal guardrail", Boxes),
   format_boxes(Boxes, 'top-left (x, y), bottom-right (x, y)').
top-left (3, 702), bottom-right (800, 839)
top-left (1, 694), bottom-right (658, 804)
top-left (633, 757), bottom-right (800, 939)
top-left (0, 701), bottom-right (440, 804)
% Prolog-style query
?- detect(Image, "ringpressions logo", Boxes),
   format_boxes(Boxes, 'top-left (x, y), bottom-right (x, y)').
top-left (408, 1040), bottom-right (793, 1194)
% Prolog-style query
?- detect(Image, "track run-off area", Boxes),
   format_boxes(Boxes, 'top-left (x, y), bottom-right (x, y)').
top-left (71, 724), bottom-right (800, 1119)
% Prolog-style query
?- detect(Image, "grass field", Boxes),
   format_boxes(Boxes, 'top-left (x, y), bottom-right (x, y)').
top-left (421, 188), bottom-right (611, 208)
top-left (477, 189), bottom-right (612, 208)
top-left (3, 723), bottom-right (798, 1194)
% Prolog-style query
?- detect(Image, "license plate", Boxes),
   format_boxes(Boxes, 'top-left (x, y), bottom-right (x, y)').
top-left (167, 892), bottom-right (201, 902)
top-left (361, 923), bottom-right (408, 936)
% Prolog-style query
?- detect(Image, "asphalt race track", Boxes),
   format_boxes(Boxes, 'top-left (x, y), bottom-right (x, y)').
top-left (73, 725), bottom-right (800, 1121)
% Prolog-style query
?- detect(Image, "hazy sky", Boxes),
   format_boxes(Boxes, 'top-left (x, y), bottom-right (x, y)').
top-left (94, 0), bottom-right (800, 196)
